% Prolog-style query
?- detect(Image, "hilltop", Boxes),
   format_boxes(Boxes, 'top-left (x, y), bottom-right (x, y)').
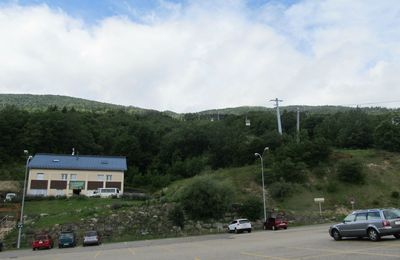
top-left (0, 94), bottom-right (151, 114)
top-left (1, 93), bottom-right (398, 115)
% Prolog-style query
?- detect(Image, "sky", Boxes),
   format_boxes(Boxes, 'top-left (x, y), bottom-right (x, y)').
top-left (1, 0), bottom-right (400, 112)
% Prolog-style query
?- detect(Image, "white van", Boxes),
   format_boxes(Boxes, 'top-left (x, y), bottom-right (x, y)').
top-left (4, 193), bottom-right (16, 202)
top-left (97, 188), bottom-right (121, 198)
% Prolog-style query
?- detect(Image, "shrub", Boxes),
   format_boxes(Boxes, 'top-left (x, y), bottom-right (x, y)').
top-left (111, 203), bottom-right (122, 210)
top-left (271, 159), bottom-right (307, 184)
top-left (269, 182), bottom-right (295, 200)
top-left (179, 175), bottom-right (234, 220)
top-left (168, 204), bottom-right (185, 229)
top-left (391, 191), bottom-right (400, 199)
top-left (238, 196), bottom-right (263, 221)
top-left (326, 182), bottom-right (339, 193)
top-left (337, 159), bottom-right (365, 184)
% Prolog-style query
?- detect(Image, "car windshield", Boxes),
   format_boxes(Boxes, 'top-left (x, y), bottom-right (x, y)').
top-left (85, 231), bottom-right (97, 236)
top-left (383, 209), bottom-right (400, 219)
top-left (239, 219), bottom-right (249, 224)
top-left (59, 233), bottom-right (73, 239)
top-left (35, 235), bottom-right (48, 240)
top-left (343, 213), bottom-right (356, 222)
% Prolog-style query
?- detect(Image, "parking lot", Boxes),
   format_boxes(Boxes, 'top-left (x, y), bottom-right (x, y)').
top-left (2, 224), bottom-right (400, 260)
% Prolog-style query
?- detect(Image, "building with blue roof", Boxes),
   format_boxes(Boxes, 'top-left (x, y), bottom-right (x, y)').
top-left (27, 153), bottom-right (127, 197)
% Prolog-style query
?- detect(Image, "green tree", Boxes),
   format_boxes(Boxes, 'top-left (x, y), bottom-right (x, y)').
top-left (179, 175), bottom-right (234, 220)
top-left (337, 159), bottom-right (365, 184)
top-left (238, 196), bottom-right (263, 221)
top-left (374, 120), bottom-right (400, 152)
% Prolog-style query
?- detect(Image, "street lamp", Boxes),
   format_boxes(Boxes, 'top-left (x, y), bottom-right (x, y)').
top-left (17, 151), bottom-right (32, 249)
top-left (255, 147), bottom-right (269, 223)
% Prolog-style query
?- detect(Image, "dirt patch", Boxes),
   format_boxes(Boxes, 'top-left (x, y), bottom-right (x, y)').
top-left (0, 181), bottom-right (20, 193)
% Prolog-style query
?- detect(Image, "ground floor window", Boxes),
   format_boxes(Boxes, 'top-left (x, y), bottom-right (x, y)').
top-left (29, 189), bottom-right (47, 196)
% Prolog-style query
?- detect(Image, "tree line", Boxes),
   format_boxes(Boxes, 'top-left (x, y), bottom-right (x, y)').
top-left (0, 105), bottom-right (399, 189)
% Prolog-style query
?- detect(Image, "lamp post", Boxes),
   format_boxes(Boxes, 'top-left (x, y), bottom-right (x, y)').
top-left (255, 147), bottom-right (269, 223)
top-left (17, 151), bottom-right (32, 249)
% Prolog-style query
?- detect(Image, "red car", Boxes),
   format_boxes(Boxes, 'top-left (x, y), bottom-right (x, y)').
top-left (32, 234), bottom-right (54, 250)
top-left (264, 216), bottom-right (288, 230)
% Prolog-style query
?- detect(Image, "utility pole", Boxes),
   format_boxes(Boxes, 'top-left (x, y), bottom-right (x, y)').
top-left (296, 107), bottom-right (300, 143)
top-left (270, 98), bottom-right (283, 135)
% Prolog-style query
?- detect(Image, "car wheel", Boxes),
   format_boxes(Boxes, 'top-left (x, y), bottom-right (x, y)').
top-left (235, 228), bottom-right (239, 234)
top-left (368, 228), bottom-right (380, 241)
top-left (394, 234), bottom-right (400, 239)
top-left (284, 227), bottom-right (287, 230)
top-left (32, 248), bottom-right (36, 251)
top-left (248, 229), bottom-right (252, 233)
top-left (332, 229), bottom-right (342, 241)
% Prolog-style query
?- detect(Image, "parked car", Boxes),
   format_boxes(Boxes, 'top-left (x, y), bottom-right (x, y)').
top-left (83, 230), bottom-right (101, 246)
top-left (264, 216), bottom-right (288, 230)
top-left (329, 208), bottom-right (400, 241)
top-left (228, 219), bottom-right (252, 233)
top-left (32, 234), bottom-right (53, 250)
top-left (97, 188), bottom-right (121, 198)
top-left (58, 231), bottom-right (76, 248)
top-left (3, 193), bottom-right (16, 202)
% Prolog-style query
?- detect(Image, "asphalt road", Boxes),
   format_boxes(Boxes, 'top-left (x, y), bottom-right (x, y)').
top-left (1, 224), bottom-right (400, 260)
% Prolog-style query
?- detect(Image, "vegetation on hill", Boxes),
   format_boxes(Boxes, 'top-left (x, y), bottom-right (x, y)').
top-left (0, 94), bottom-right (151, 113)
top-left (1, 94), bottom-right (400, 248)
top-left (1, 99), bottom-right (400, 192)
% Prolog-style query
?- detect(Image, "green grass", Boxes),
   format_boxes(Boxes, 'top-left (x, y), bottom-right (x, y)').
top-left (165, 149), bottom-right (400, 216)
top-left (163, 165), bottom-right (260, 202)
top-left (24, 197), bottom-right (142, 228)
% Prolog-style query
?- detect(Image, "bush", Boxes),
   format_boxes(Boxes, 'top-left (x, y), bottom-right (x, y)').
top-left (326, 182), bottom-right (339, 193)
top-left (269, 182), bottom-right (295, 200)
top-left (179, 175), bottom-right (234, 220)
top-left (168, 204), bottom-right (185, 229)
top-left (337, 159), bottom-right (365, 184)
top-left (391, 191), bottom-right (400, 199)
top-left (238, 196), bottom-right (263, 221)
top-left (271, 159), bottom-right (307, 184)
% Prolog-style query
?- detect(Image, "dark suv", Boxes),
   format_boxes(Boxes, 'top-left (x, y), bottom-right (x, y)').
top-left (58, 231), bottom-right (76, 248)
top-left (329, 208), bottom-right (400, 241)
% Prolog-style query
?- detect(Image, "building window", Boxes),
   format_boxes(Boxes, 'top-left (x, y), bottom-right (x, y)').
top-left (97, 175), bottom-right (105, 181)
top-left (36, 173), bottom-right (44, 180)
top-left (70, 174), bottom-right (77, 180)
top-left (106, 175), bottom-right (112, 181)
top-left (61, 174), bottom-right (68, 180)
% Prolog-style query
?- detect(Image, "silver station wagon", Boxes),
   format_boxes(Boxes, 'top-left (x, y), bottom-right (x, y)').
top-left (329, 208), bottom-right (400, 241)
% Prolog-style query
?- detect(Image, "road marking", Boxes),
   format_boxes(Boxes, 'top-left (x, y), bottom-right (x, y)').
top-left (128, 248), bottom-right (136, 255)
top-left (241, 251), bottom-right (290, 260)
top-left (94, 251), bottom-right (101, 258)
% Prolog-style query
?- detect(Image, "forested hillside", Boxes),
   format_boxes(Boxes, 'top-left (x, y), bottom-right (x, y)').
top-left (0, 94), bottom-right (150, 113)
top-left (1, 102), bottom-right (400, 193)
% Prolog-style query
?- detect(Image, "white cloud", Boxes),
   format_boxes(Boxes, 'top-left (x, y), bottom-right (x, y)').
top-left (1, 1), bottom-right (400, 112)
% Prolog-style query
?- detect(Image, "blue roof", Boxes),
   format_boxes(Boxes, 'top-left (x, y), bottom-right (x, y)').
top-left (29, 154), bottom-right (127, 172)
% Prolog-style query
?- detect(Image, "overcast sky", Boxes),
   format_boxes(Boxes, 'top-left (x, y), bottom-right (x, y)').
top-left (1, 0), bottom-right (400, 112)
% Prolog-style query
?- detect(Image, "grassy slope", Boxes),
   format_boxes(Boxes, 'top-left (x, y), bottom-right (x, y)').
top-left (24, 198), bottom-right (141, 229)
top-left (164, 149), bottom-right (400, 214)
